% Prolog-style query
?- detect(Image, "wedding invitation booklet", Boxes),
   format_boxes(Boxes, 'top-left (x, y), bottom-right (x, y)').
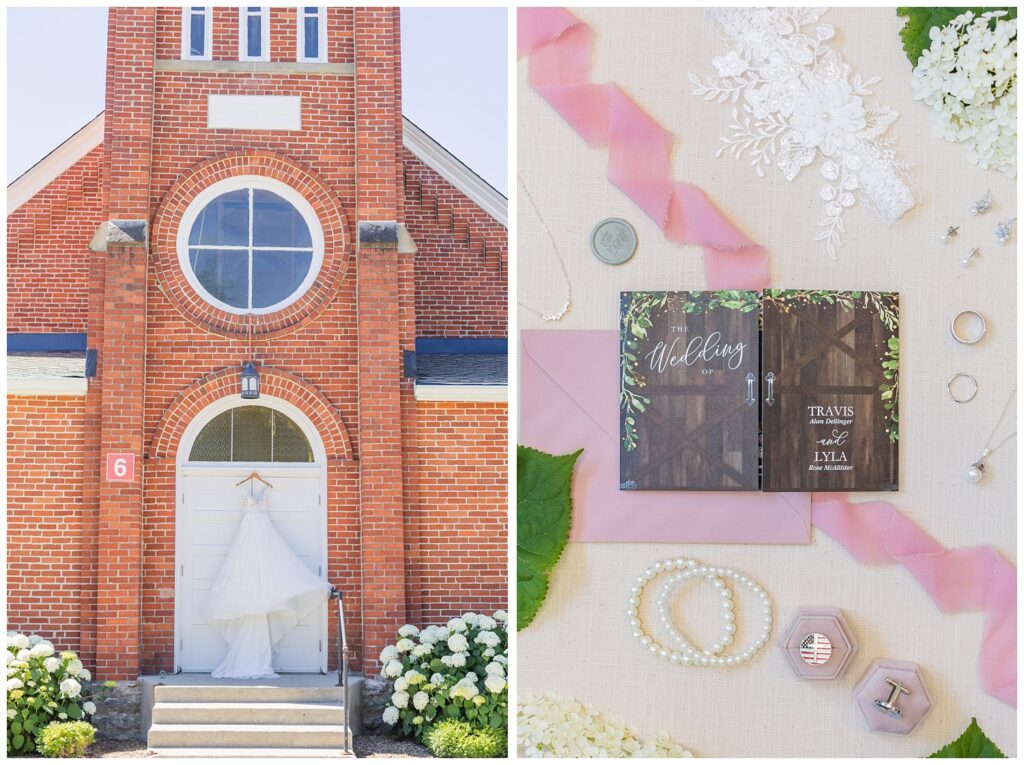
top-left (620, 290), bottom-right (900, 492)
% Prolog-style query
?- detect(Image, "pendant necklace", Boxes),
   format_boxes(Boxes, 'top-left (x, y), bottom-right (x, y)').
top-left (517, 175), bottom-right (572, 322)
top-left (967, 385), bottom-right (1016, 484)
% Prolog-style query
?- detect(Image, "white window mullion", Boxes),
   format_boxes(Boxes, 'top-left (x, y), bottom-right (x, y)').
top-left (247, 188), bottom-right (255, 312)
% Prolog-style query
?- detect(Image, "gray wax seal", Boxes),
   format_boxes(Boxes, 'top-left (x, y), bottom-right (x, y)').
top-left (590, 218), bottom-right (637, 265)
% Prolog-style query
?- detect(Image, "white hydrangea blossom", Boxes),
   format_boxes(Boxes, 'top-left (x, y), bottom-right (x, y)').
top-left (7, 678), bottom-right (24, 691)
top-left (446, 617), bottom-right (467, 633)
top-left (912, 10), bottom-right (1017, 176)
top-left (404, 670), bottom-right (426, 686)
top-left (7, 708), bottom-right (16, 720)
top-left (378, 610), bottom-right (508, 730)
top-left (66, 658), bottom-right (84, 676)
top-left (449, 677), bottom-right (479, 699)
top-left (43, 657), bottom-right (60, 673)
top-left (79, 669), bottom-right (91, 681)
top-left (29, 642), bottom-right (55, 659)
top-left (83, 701), bottom-right (97, 715)
top-left (7, 634), bottom-right (29, 650)
top-left (518, 691), bottom-right (692, 758)
top-left (16, 649), bottom-right (30, 662)
top-left (59, 678), bottom-right (82, 698)
top-left (474, 630), bottom-right (500, 648)
top-left (485, 661), bottom-right (505, 678)
top-left (447, 633), bottom-right (468, 653)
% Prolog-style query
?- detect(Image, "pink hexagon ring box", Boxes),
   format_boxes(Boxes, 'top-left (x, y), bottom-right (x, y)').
top-left (854, 658), bottom-right (933, 735)
top-left (779, 607), bottom-right (858, 680)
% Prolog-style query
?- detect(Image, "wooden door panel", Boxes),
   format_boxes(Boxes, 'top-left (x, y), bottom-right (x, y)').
top-left (761, 291), bottom-right (899, 492)
top-left (620, 291), bottom-right (760, 490)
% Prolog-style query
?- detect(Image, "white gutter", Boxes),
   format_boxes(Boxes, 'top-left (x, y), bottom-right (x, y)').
top-left (414, 384), bottom-right (507, 403)
top-left (8, 377), bottom-right (88, 396)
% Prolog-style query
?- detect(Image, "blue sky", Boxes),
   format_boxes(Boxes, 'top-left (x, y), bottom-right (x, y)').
top-left (6, 7), bottom-right (507, 193)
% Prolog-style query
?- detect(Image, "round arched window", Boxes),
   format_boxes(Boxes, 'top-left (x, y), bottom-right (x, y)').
top-left (189, 405), bottom-right (314, 463)
top-left (176, 176), bottom-right (324, 314)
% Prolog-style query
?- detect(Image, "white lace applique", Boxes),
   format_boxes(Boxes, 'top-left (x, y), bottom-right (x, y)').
top-left (689, 7), bottom-right (916, 258)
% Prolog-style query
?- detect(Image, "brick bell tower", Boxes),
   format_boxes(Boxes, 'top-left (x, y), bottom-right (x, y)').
top-left (90, 6), bottom-right (412, 681)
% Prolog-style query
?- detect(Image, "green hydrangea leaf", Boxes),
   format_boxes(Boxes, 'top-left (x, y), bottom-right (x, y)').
top-left (896, 8), bottom-right (1016, 66)
top-left (928, 718), bottom-right (1006, 758)
top-left (517, 446), bottom-right (582, 630)
top-left (516, 567), bottom-right (549, 631)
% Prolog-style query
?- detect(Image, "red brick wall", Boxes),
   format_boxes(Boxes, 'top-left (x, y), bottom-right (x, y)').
top-left (7, 398), bottom-right (87, 652)
top-left (7, 5), bottom-right (508, 680)
top-left (404, 401), bottom-right (509, 626)
top-left (404, 150), bottom-right (508, 338)
top-left (6, 145), bottom-right (103, 333)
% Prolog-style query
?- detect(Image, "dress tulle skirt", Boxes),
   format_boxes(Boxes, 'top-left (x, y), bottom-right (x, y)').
top-left (200, 491), bottom-right (330, 679)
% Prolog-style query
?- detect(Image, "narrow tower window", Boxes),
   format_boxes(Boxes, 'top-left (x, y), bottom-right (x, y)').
top-left (239, 7), bottom-right (270, 62)
top-left (297, 7), bottom-right (327, 63)
top-left (182, 7), bottom-right (212, 61)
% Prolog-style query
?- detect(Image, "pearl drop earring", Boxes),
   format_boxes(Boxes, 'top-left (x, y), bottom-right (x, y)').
top-left (995, 217), bottom-right (1016, 245)
top-left (960, 248), bottom-right (979, 268)
top-left (939, 225), bottom-right (960, 244)
top-left (969, 190), bottom-right (992, 216)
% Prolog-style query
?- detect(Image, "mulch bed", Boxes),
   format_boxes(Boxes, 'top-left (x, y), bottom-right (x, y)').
top-left (353, 733), bottom-right (431, 758)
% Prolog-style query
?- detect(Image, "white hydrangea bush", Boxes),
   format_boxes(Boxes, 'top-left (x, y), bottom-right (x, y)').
top-left (5, 633), bottom-right (112, 755)
top-left (379, 610), bottom-right (508, 741)
top-left (912, 10), bottom-right (1017, 176)
top-left (518, 691), bottom-right (693, 758)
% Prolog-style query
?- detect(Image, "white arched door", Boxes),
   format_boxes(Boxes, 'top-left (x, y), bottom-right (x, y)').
top-left (175, 396), bottom-right (328, 673)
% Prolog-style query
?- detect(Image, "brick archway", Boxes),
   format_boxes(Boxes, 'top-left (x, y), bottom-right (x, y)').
top-left (149, 367), bottom-right (354, 461)
top-left (151, 150), bottom-right (351, 338)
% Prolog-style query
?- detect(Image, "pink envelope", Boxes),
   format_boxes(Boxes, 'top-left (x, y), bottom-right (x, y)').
top-left (520, 330), bottom-right (811, 543)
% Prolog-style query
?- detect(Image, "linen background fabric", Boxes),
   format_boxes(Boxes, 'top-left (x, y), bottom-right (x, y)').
top-left (517, 7), bottom-right (1016, 757)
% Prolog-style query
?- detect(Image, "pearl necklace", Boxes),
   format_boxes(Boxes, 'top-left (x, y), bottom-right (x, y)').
top-left (967, 385), bottom-right (1016, 484)
top-left (627, 557), bottom-right (772, 667)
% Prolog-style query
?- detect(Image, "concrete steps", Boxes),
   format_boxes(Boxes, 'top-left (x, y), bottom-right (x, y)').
top-left (146, 682), bottom-right (354, 758)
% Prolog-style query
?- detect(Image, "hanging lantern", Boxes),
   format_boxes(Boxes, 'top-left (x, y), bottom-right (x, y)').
top-left (240, 361), bottom-right (260, 399)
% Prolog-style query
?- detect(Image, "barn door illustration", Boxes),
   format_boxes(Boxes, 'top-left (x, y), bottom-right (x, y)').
top-left (760, 290), bottom-right (899, 492)
top-left (620, 291), bottom-right (760, 491)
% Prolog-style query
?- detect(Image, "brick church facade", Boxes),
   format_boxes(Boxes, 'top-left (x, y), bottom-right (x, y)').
top-left (7, 7), bottom-right (507, 683)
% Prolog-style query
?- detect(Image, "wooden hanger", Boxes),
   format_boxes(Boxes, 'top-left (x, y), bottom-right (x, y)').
top-left (235, 471), bottom-right (273, 488)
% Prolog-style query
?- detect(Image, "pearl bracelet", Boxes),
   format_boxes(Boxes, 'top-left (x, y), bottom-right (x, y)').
top-left (627, 557), bottom-right (772, 667)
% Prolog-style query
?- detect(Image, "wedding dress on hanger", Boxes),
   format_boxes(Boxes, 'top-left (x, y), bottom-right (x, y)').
top-left (201, 483), bottom-right (330, 679)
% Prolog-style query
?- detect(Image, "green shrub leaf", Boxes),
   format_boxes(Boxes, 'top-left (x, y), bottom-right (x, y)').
top-left (928, 718), bottom-right (1006, 758)
top-left (517, 446), bottom-right (582, 630)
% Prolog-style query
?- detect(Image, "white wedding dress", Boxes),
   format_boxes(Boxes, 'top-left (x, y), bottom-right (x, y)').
top-left (201, 485), bottom-right (330, 679)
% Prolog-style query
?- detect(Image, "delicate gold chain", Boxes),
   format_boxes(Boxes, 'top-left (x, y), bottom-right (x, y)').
top-left (517, 175), bottom-right (572, 322)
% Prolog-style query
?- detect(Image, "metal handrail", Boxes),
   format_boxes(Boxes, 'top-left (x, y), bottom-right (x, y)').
top-left (328, 587), bottom-right (351, 754)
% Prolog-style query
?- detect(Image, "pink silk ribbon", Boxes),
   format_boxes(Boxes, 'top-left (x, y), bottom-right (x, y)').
top-left (518, 7), bottom-right (769, 289)
top-left (519, 6), bottom-right (1016, 706)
